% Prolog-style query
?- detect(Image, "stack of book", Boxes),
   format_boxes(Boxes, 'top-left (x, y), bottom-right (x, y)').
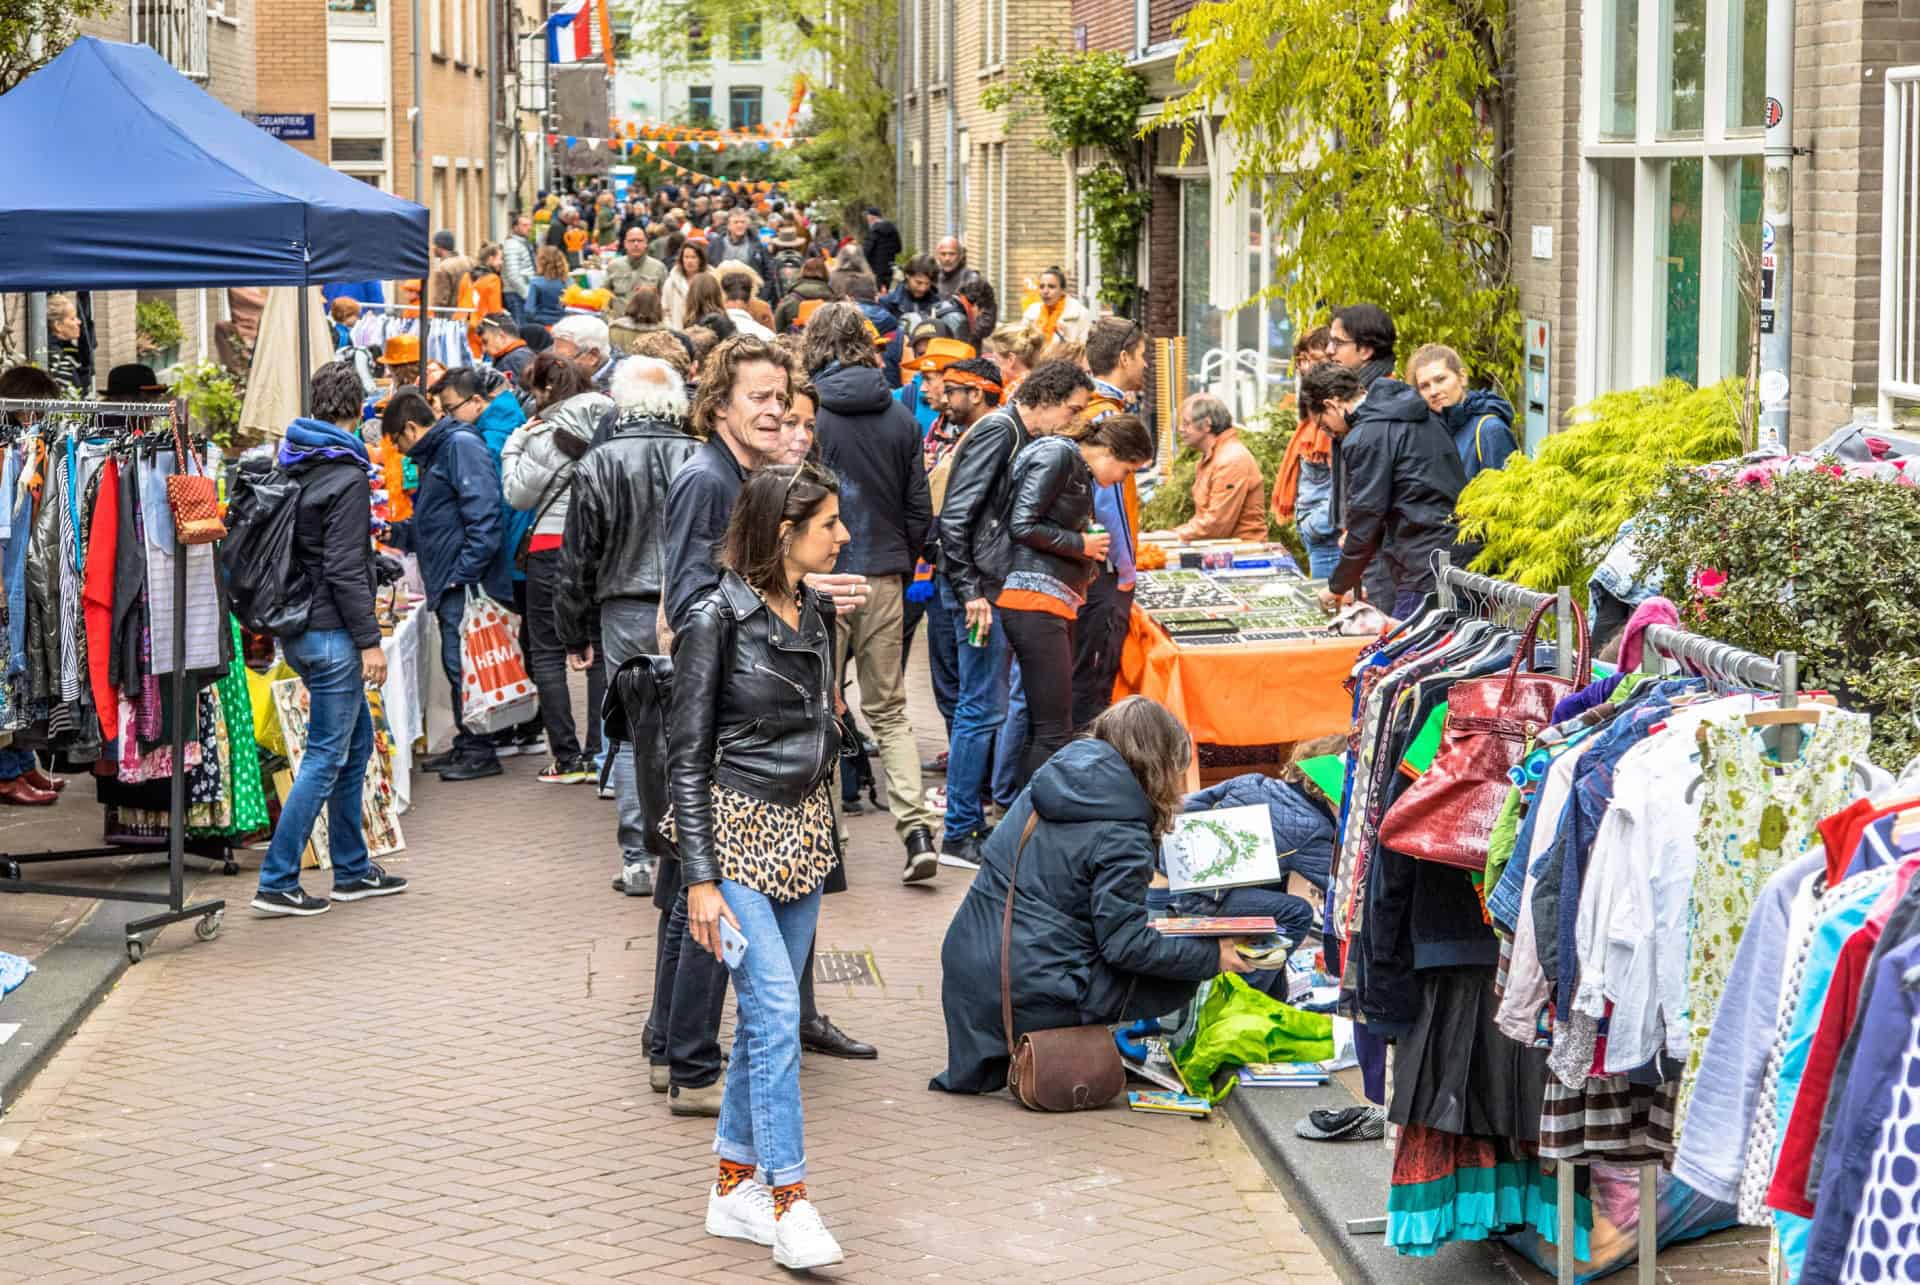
top-left (1127, 1091), bottom-right (1212, 1117)
top-left (1235, 1061), bottom-right (1332, 1088)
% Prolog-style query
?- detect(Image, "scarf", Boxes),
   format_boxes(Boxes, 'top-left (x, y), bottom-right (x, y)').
top-left (1035, 295), bottom-right (1066, 342)
top-left (278, 417), bottom-right (375, 478)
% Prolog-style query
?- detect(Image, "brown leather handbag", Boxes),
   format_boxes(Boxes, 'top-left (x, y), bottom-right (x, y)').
top-left (1001, 813), bottom-right (1127, 1111)
top-left (166, 408), bottom-right (227, 545)
top-left (1377, 596), bottom-right (1591, 871)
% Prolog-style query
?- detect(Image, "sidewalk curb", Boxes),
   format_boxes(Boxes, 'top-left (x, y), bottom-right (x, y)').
top-left (0, 936), bottom-right (128, 1117)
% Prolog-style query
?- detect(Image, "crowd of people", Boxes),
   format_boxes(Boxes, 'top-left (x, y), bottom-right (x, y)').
top-left (21, 173), bottom-right (1527, 1273)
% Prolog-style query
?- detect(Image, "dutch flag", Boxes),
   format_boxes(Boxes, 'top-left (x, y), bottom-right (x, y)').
top-left (547, 0), bottom-right (595, 66)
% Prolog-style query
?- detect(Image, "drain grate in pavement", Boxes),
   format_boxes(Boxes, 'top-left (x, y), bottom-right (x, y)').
top-left (813, 949), bottom-right (882, 987)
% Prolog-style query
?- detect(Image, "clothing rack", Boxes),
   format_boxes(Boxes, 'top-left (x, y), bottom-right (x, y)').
top-left (354, 302), bottom-right (475, 315)
top-left (0, 397), bottom-right (226, 963)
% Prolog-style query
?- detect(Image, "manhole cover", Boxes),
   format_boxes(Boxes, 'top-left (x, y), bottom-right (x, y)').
top-left (813, 949), bottom-right (881, 987)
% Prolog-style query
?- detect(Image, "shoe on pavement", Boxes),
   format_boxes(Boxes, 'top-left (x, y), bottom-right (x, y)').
top-left (843, 796), bottom-right (866, 815)
top-left (901, 826), bottom-right (937, 884)
top-left (538, 757), bottom-right (595, 784)
top-left (438, 754), bottom-right (502, 782)
top-left (622, 860), bottom-right (655, 897)
top-left (923, 785), bottom-right (947, 812)
top-left (1294, 1105), bottom-right (1387, 1141)
top-left (331, 863), bottom-right (409, 901)
top-left (799, 1014), bottom-right (876, 1059)
top-left (920, 750), bottom-right (948, 774)
top-left (669, 1080), bottom-right (724, 1117)
top-left (0, 777), bottom-right (57, 806)
top-left (21, 767), bottom-right (65, 793)
top-left (418, 749), bottom-right (459, 772)
top-left (251, 887), bottom-right (330, 917)
top-left (772, 1199), bottom-right (844, 1270)
top-left (649, 1063), bottom-right (669, 1094)
top-left (707, 1178), bottom-right (777, 1246)
top-left (937, 835), bottom-right (983, 871)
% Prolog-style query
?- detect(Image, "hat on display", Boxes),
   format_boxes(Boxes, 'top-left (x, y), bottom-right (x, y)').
top-left (382, 333), bottom-right (421, 365)
top-left (907, 337), bottom-right (975, 374)
top-left (103, 364), bottom-right (166, 398)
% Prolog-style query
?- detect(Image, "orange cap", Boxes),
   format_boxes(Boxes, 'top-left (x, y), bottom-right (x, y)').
top-left (907, 336), bottom-right (975, 374)
top-left (382, 332), bottom-right (420, 364)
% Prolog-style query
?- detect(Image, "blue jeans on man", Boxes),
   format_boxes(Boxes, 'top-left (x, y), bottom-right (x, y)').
top-left (939, 576), bottom-right (1010, 847)
top-left (503, 291), bottom-right (526, 325)
top-left (902, 580), bottom-right (961, 736)
top-left (435, 589), bottom-right (498, 763)
top-left (258, 628), bottom-right (374, 893)
top-left (991, 659), bottom-right (1028, 809)
top-left (1305, 538), bottom-right (1343, 579)
top-left (712, 880), bottom-right (822, 1186)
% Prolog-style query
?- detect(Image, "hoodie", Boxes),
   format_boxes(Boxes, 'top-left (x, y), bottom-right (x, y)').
top-left (1442, 389), bottom-right (1519, 480)
top-left (812, 363), bottom-right (932, 576)
top-left (280, 418), bottom-right (380, 648)
top-left (1327, 378), bottom-right (1466, 599)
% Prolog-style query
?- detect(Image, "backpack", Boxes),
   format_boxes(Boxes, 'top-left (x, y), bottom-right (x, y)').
top-left (220, 455), bottom-right (315, 637)
top-left (773, 249), bottom-right (805, 296)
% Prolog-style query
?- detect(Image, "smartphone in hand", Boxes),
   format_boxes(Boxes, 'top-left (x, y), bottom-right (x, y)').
top-left (718, 918), bottom-right (749, 970)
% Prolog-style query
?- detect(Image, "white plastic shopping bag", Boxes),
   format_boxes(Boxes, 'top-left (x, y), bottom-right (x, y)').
top-left (458, 587), bottom-right (537, 733)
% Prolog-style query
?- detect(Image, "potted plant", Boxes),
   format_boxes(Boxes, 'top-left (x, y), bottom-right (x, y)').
top-left (135, 299), bottom-right (184, 369)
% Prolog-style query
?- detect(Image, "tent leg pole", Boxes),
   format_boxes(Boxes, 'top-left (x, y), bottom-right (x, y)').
top-left (297, 295), bottom-right (311, 418)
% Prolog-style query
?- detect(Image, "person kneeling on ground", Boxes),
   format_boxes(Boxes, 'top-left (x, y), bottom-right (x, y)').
top-left (252, 361), bottom-right (409, 916)
top-left (929, 696), bottom-right (1250, 1094)
top-left (672, 461), bottom-right (851, 1271)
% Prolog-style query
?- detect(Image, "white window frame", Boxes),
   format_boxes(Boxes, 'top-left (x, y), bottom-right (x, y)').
top-left (1576, 0), bottom-right (1766, 403)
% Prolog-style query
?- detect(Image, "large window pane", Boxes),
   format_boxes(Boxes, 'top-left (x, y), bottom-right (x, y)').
top-left (1599, 0), bottom-right (1637, 140)
top-left (1728, 156), bottom-right (1765, 376)
top-left (1727, 0), bottom-right (1768, 131)
top-left (1180, 179), bottom-right (1213, 387)
top-left (1663, 158), bottom-right (1704, 382)
top-left (1661, 0), bottom-right (1705, 138)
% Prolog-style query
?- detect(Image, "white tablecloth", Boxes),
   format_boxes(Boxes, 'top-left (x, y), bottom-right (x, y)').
top-left (379, 602), bottom-right (425, 812)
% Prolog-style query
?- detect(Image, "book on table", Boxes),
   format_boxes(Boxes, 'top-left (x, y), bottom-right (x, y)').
top-left (1127, 1090), bottom-right (1213, 1117)
top-left (1150, 915), bottom-right (1279, 937)
top-left (1161, 803), bottom-right (1284, 893)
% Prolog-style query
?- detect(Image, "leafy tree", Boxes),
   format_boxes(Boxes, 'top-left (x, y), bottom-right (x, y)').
top-left (1167, 0), bottom-right (1521, 393)
top-left (983, 48), bottom-right (1150, 314)
top-left (617, 0), bottom-right (896, 223)
top-left (1, 0), bottom-right (113, 93)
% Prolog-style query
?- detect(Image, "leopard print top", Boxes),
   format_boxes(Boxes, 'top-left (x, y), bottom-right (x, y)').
top-left (667, 780), bottom-right (838, 901)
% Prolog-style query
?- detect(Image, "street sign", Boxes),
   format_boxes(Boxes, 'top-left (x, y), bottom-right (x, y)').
top-left (247, 113), bottom-right (315, 139)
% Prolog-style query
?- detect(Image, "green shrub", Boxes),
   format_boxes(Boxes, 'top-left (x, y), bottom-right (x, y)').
top-left (135, 299), bottom-right (183, 354)
top-left (167, 360), bottom-right (244, 447)
top-left (1453, 379), bottom-right (1742, 593)
top-left (1633, 466), bottom-right (1920, 768)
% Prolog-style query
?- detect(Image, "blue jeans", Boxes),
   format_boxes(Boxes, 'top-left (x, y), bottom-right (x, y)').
top-left (713, 879), bottom-right (822, 1186)
top-left (503, 290), bottom-right (526, 325)
top-left (923, 581), bottom-right (960, 735)
top-left (259, 628), bottom-right (373, 893)
top-left (1304, 536), bottom-right (1342, 579)
top-left (991, 660), bottom-right (1028, 808)
top-left (940, 577), bottom-right (1010, 845)
top-left (0, 746), bottom-right (35, 779)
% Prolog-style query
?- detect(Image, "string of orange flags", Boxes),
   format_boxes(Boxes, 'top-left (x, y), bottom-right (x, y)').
top-left (524, 133), bottom-right (792, 192)
top-left (528, 131), bottom-right (804, 159)
top-left (600, 75), bottom-right (811, 147)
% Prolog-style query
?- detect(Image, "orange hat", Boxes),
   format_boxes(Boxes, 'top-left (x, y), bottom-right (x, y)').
top-left (907, 337), bottom-right (975, 374)
top-left (561, 284), bottom-right (613, 313)
top-left (382, 332), bottom-right (420, 365)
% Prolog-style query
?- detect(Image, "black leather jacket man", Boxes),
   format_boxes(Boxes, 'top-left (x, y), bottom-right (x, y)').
top-left (666, 573), bottom-right (840, 886)
top-left (554, 412), bottom-right (697, 653)
top-left (936, 404), bottom-right (1029, 606)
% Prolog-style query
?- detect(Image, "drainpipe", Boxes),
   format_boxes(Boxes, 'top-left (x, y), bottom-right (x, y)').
top-left (1756, 0), bottom-right (1794, 448)
top-left (944, 0), bottom-right (958, 236)
top-left (411, 0), bottom-right (425, 212)
top-left (919, 6), bottom-right (931, 256)
top-left (894, 0), bottom-right (908, 234)
top-left (485, 0), bottom-right (498, 239)
top-left (26, 27), bottom-right (44, 368)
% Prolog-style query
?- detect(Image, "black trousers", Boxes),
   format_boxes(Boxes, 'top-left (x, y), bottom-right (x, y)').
top-left (523, 548), bottom-right (603, 762)
top-left (1000, 606), bottom-right (1076, 792)
top-left (1072, 572), bottom-right (1133, 732)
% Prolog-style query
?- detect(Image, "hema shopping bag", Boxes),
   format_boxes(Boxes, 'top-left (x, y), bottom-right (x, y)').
top-left (459, 588), bottom-right (536, 733)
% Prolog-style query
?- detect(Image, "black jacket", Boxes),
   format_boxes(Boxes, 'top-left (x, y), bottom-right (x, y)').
top-left (387, 417), bottom-right (510, 606)
top-left (863, 219), bottom-right (902, 279)
top-left (936, 404), bottom-right (1030, 604)
top-left (1328, 378), bottom-right (1466, 599)
top-left (555, 413), bottom-right (698, 651)
top-left (666, 572), bottom-right (840, 887)
top-left (813, 363), bottom-right (932, 578)
top-left (930, 738), bottom-right (1220, 1094)
top-left (663, 434), bottom-right (750, 632)
top-left (1004, 434), bottom-right (1097, 601)
top-left (283, 453), bottom-right (380, 649)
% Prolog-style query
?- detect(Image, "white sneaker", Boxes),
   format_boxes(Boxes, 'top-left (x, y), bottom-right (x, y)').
top-left (771, 1198), bottom-right (844, 1270)
top-left (705, 1179), bottom-right (776, 1246)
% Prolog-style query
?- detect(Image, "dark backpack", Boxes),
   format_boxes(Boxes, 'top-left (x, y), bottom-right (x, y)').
top-left (773, 249), bottom-right (805, 296)
top-left (220, 455), bottom-right (314, 637)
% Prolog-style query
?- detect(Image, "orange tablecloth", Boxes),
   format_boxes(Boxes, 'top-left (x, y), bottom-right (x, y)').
top-left (1116, 607), bottom-right (1369, 746)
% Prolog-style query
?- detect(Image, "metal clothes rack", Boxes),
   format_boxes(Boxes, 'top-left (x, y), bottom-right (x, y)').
top-left (0, 397), bottom-right (225, 963)
top-left (353, 302), bottom-right (475, 315)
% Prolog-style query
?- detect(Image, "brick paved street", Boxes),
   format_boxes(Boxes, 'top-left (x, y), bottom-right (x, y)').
top-left (0, 667), bottom-right (1334, 1284)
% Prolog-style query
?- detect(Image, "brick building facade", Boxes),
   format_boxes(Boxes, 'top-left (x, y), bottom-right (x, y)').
top-left (898, 0), bottom-right (1073, 316)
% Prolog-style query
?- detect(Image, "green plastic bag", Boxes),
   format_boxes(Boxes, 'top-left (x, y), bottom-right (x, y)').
top-left (1171, 973), bottom-right (1335, 1103)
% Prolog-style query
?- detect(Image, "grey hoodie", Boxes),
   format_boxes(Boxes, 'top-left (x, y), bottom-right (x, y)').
top-left (500, 391), bottom-right (611, 538)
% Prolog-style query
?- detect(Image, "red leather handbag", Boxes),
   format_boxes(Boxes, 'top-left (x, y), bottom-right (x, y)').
top-left (1377, 596), bottom-right (1591, 871)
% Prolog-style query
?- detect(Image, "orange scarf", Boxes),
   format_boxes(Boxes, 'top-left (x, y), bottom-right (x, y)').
top-left (1271, 416), bottom-right (1335, 523)
top-left (1035, 296), bottom-right (1066, 342)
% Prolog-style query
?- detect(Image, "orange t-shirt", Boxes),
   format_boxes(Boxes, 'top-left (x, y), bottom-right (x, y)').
top-left (993, 587), bottom-right (1076, 621)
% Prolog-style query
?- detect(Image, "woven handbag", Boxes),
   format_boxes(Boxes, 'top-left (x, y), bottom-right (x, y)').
top-left (1001, 814), bottom-right (1127, 1111)
top-left (166, 406), bottom-right (227, 545)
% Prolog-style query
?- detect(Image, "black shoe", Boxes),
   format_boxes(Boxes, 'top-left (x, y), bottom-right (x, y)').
top-left (799, 1014), bottom-right (877, 1059)
top-left (438, 754), bottom-right (502, 782)
top-left (331, 863), bottom-right (409, 901)
top-left (251, 887), bottom-right (330, 916)
top-left (419, 749), bottom-right (459, 772)
top-left (938, 835), bottom-right (984, 871)
top-left (901, 827), bottom-right (937, 884)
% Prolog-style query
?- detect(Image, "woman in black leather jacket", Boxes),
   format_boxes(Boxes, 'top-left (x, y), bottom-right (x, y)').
top-left (996, 410), bottom-right (1156, 790)
top-left (666, 458), bottom-right (851, 1271)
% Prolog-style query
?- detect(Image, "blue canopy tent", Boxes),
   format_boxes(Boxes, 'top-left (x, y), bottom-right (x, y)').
top-left (0, 37), bottom-right (429, 292)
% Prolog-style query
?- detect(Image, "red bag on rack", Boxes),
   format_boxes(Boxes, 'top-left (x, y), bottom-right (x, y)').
top-left (1377, 597), bottom-right (1591, 871)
